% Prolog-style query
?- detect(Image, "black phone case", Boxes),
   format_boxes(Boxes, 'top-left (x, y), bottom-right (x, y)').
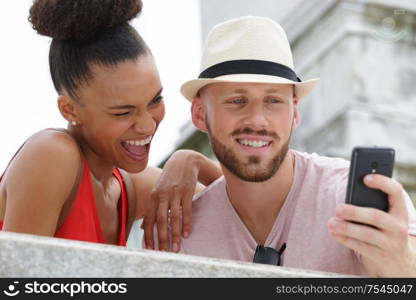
top-left (345, 147), bottom-right (395, 211)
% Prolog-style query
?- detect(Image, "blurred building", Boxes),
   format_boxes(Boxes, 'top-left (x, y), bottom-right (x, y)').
top-left (162, 0), bottom-right (416, 200)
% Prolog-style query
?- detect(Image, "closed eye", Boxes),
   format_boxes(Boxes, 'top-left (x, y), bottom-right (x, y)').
top-left (149, 95), bottom-right (164, 106)
top-left (113, 111), bottom-right (131, 117)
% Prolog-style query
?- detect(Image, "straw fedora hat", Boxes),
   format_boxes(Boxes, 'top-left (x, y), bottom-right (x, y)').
top-left (180, 16), bottom-right (319, 101)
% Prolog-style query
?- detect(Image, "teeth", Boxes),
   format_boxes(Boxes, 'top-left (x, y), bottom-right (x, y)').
top-left (125, 136), bottom-right (152, 146)
top-left (238, 139), bottom-right (270, 148)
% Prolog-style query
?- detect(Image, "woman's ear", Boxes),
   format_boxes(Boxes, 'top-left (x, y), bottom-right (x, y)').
top-left (57, 95), bottom-right (81, 126)
top-left (191, 96), bottom-right (208, 133)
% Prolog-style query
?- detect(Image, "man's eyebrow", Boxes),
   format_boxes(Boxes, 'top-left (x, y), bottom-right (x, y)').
top-left (107, 88), bottom-right (163, 109)
top-left (265, 88), bottom-right (287, 94)
top-left (232, 88), bottom-right (247, 94)
top-left (231, 88), bottom-right (285, 94)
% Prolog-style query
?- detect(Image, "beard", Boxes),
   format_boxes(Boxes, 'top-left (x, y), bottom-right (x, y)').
top-left (206, 123), bottom-right (291, 182)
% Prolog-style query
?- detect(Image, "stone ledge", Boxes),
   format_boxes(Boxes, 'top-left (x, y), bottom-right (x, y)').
top-left (0, 232), bottom-right (348, 278)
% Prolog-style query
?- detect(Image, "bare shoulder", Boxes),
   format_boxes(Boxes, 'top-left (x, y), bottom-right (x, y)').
top-left (4, 129), bottom-right (81, 180)
top-left (2, 129), bottom-right (82, 235)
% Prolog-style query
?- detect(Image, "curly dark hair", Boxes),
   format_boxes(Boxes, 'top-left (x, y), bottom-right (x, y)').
top-left (28, 0), bottom-right (148, 99)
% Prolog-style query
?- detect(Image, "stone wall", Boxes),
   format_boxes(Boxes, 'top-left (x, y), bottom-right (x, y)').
top-left (0, 232), bottom-right (344, 277)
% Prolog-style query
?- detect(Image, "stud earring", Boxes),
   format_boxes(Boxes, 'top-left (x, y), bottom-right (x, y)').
top-left (71, 121), bottom-right (77, 126)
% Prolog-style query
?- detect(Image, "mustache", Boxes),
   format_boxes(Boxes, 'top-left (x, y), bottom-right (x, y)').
top-left (231, 127), bottom-right (279, 139)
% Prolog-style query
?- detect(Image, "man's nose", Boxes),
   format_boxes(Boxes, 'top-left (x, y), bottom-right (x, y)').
top-left (241, 103), bottom-right (269, 129)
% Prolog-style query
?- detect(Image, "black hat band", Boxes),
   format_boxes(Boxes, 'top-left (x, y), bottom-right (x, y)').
top-left (198, 59), bottom-right (301, 82)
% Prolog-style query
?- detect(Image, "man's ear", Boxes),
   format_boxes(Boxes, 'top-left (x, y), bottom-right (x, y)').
top-left (57, 95), bottom-right (81, 125)
top-left (292, 95), bottom-right (301, 129)
top-left (191, 96), bottom-right (208, 133)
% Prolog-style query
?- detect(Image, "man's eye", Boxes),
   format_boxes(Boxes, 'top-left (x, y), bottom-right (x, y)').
top-left (229, 98), bottom-right (245, 104)
top-left (268, 98), bottom-right (283, 103)
top-left (150, 96), bottom-right (164, 105)
top-left (113, 112), bottom-right (130, 116)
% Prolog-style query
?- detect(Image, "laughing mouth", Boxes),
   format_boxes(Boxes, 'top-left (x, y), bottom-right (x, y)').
top-left (121, 136), bottom-right (152, 157)
top-left (123, 136), bottom-right (152, 146)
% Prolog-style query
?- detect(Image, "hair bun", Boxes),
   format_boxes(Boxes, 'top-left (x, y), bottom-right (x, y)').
top-left (29, 0), bottom-right (143, 41)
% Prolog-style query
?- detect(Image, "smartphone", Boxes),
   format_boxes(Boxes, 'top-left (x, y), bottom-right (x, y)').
top-left (345, 147), bottom-right (395, 211)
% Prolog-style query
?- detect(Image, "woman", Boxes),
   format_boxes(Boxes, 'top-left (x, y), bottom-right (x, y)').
top-left (0, 0), bottom-right (220, 248)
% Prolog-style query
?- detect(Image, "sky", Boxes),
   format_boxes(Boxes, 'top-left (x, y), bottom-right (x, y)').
top-left (0, 0), bottom-right (201, 171)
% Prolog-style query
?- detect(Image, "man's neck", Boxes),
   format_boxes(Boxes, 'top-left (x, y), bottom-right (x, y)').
top-left (223, 150), bottom-right (295, 245)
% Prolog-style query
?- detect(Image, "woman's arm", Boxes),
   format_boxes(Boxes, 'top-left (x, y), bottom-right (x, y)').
top-left (187, 150), bottom-right (222, 187)
top-left (129, 149), bottom-right (222, 252)
top-left (2, 131), bottom-right (80, 236)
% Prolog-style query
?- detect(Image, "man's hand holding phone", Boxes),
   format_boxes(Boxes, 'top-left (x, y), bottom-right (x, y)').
top-left (328, 147), bottom-right (416, 277)
top-left (329, 174), bottom-right (416, 276)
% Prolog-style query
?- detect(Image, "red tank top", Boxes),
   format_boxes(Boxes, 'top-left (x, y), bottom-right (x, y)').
top-left (0, 142), bottom-right (128, 246)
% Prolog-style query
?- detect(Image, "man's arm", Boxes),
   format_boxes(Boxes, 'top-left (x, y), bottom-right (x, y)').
top-left (328, 174), bottom-right (416, 277)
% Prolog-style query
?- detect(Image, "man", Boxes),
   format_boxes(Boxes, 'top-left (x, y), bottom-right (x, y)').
top-left (150, 16), bottom-right (416, 276)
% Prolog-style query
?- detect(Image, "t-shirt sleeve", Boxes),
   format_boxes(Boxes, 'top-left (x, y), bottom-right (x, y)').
top-left (334, 167), bottom-right (349, 205)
